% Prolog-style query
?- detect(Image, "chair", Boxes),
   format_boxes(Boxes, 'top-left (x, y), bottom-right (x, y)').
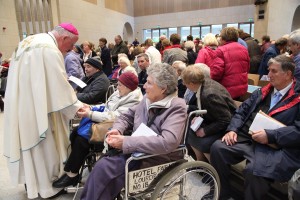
top-left (105, 84), bottom-right (116, 102)
top-left (248, 73), bottom-right (260, 86)
top-left (258, 80), bottom-right (270, 87)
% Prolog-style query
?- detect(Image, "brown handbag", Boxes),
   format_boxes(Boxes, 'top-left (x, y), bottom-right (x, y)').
top-left (90, 120), bottom-right (114, 143)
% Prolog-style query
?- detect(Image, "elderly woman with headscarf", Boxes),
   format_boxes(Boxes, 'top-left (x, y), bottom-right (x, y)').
top-left (52, 72), bottom-right (143, 188)
top-left (81, 63), bottom-right (187, 200)
top-left (76, 57), bottom-right (110, 104)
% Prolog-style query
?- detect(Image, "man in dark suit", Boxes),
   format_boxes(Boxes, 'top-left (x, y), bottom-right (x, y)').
top-left (211, 55), bottom-right (300, 200)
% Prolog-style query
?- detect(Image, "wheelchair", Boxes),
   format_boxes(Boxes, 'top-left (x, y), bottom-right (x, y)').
top-left (67, 110), bottom-right (220, 200)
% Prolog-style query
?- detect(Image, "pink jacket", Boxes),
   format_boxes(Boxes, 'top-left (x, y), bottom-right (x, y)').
top-left (212, 42), bottom-right (250, 99)
top-left (195, 46), bottom-right (217, 68)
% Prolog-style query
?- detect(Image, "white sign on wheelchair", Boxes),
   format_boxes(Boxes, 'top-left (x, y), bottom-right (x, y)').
top-left (128, 162), bottom-right (175, 193)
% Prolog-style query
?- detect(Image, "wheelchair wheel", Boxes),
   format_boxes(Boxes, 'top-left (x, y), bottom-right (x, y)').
top-left (150, 161), bottom-right (220, 200)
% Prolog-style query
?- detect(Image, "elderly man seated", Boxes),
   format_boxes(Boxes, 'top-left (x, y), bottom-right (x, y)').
top-left (210, 55), bottom-right (300, 200)
top-left (76, 57), bottom-right (110, 104)
top-left (80, 63), bottom-right (187, 200)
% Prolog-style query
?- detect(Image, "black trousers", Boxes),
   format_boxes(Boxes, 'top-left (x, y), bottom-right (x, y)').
top-left (64, 127), bottom-right (91, 173)
top-left (210, 140), bottom-right (272, 200)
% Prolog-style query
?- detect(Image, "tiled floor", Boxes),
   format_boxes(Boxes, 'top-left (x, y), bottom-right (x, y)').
top-left (0, 112), bottom-right (78, 200)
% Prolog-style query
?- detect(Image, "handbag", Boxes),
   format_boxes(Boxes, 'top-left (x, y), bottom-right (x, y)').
top-left (90, 120), bottom-right (114, 143)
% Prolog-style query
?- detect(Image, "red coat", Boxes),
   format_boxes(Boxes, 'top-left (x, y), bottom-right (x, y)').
top-left (212, 42), bottom-right (250, 99)
top-left (195, 46), bottom-right (217, 68)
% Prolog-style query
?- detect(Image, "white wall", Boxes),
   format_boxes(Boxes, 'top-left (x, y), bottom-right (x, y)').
top-left (134, 5), bottom-right (255, 41)
top-left (0, 0), bottom-right (20, 59)
top-left (267, 0), bottom-right (300, 40)
top-left (57, 0), bottom-right (135, 46)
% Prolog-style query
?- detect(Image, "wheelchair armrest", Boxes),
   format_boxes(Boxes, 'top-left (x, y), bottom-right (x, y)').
top-left (131, 145), bottom-right (187, 160)
top-left (132, 152), bottom-right (147, 158)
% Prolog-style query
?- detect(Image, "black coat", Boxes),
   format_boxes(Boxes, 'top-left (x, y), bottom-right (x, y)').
top-left (100, 46), bottom-right (112, 76)
top-left (76, 71), bottom-right (110, 104)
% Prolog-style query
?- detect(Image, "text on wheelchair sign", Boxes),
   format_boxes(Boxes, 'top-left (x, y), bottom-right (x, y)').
top-left (128, 162), bottom-right (175, 193)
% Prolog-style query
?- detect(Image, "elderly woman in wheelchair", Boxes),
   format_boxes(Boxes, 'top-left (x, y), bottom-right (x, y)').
top-left (52, 72), bottom-right (143, 188)
top-left (80, 63), bottom-right (187, 200)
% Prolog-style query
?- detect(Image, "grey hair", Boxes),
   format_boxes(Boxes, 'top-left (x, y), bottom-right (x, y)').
top-left (52, 26), bottom-right (76, 38)
top-left (147, 63), bottom-right (178, 95)
top-left (289, 29), bottom-right (300, 44)
top-left (194, 63), bottom-right (211, 78)
top-left (172, 61), bottom-right (186, 72)
top-left (268, 54), bottom-right (295, 75)
top-left (118, 56), bottom-right (131, 66)
top-left (184, 41), bottom-right (195, 51)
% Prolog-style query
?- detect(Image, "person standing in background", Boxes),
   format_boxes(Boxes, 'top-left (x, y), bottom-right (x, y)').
top-left (99, 37), bottom-right (112, 76)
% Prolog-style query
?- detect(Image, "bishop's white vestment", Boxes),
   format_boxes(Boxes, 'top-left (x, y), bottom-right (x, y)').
top-left (3, 32), bottom-right (82, 199)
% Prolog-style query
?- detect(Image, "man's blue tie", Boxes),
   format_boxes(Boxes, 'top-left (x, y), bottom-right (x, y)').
top-left (270, 92), bottom-right (282, 109)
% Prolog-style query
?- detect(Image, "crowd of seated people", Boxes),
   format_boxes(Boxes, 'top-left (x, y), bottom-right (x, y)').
top-left (3, 26), bottom-right (300, 200)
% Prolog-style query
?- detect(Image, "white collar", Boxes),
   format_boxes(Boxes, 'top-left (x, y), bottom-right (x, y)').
top-left (47, 32), bottom-right (57, 46)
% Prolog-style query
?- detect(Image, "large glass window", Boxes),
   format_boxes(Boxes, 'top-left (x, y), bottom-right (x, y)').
top-left (143, 29), bottom-right (151, 41)
top-left (212, 24), bottom-right (222, 35)
top-left (239, 23), bottom-right (251, 34)
top-left (191, 27), bottom-right (200, 39)
top-left (227, 23), bottom-right (238, 28)
top-left (201, 26), bottom-right (210, 39)
top-left (144, 22), bottom-right (254, 43)
top-left (152, 29), bottom-right (160, 43)
top-left (160, 28), bottom-right (168, 37)
top-left (181, 26), bottom-right (190, 41)
top-left (168, 28), bottom-right (177, 38)
top-left (251, 23), bottom-right (254, 37)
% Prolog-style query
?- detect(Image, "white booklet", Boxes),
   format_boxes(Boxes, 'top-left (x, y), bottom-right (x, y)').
top-left (131, 123), bottom-right (158, 137)
top-left (69, 76), bottom-right (87, 88)
top-left (190, 116), bottom-right (204, 132)
top-left (249, 111), bottom-right (286, 134)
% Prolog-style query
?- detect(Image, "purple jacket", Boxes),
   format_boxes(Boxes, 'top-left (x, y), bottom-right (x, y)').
top-left (113, 94), bottom-right (187, 166)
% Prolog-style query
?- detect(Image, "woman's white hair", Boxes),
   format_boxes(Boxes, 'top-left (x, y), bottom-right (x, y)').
top-left (118, 56), bottom-right (131, 66)
top-left (147, 63), bottom-right (178, 95)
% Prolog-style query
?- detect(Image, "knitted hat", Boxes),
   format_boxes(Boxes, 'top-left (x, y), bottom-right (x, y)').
top-left (118, 72), bottom-right (138, 91)
top-left (85, 57), bottom-right (102, 70)
top-left (59, 22), bottom-right (78, 35)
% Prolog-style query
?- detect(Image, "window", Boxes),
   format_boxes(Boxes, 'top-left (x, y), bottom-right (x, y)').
top-left (143, 29), bottom-right (151, 41)
top-left (191, 27), bottom-right (200, 39)
top-left (201, 26), bottom-right (210, 39)
top-left (144, 22), bottom-right (254, 43)
top-left (160, 28), bottom-right (168, 37)
top-left (152, 29), bottom-right (159, 43)
top-left (212, 24), bottom-right (222, 35)
top-left (251, 23), bottom-right (254, 37)
top-left (168, 28), bottom-right (177, 38)
top-left (239, 23), bottom-right (251, 34)
top-left (180, 26), bottom-right (190, 41)
top-left (227, 23), bottom-right (238, 28)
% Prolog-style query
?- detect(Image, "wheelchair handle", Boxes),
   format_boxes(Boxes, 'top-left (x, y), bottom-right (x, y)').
top-left (189, 110), bottom-right (207, 118)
